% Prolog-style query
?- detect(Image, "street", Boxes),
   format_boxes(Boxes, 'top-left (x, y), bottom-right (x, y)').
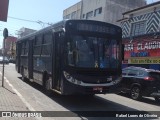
top-left (0, 63), bottom-right (160, 120)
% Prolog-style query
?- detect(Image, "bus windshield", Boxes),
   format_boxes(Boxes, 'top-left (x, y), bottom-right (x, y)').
top-left (67, 35), bottom-right (119, 69)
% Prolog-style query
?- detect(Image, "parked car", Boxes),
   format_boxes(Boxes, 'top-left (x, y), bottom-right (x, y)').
top-left (118, 66), bottom-right (160, 102)
top-left (0, 56), bottom-right (9, 64)
top-left (9, 58), bottom-right (16, 63)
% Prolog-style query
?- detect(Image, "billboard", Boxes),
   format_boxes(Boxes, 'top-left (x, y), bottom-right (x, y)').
top-left (0, 0), bottom-right (9, 22)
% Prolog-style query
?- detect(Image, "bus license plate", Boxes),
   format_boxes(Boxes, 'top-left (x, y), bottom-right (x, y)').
top-left (93, 87), bottom-right (103, 91)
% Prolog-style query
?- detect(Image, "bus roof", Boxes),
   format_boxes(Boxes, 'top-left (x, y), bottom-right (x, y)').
top-left (17, 20), bottom-right (68, 42)
top-left (17, 19), bottom-right (121, 42)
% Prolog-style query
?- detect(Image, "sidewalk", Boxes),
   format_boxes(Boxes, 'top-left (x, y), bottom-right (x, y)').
top-left (0, 81), bottom-right (29, 111)
top-left (0, 76), bottom-right (38, 120)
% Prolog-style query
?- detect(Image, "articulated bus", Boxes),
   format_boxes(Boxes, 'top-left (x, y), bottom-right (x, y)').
top-left (16, 20), bottom-right (123, 95)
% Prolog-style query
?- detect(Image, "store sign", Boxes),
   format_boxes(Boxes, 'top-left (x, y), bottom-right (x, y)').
top-left (124, 40), bottom-right (160, 58)
top-left (131, 51), bottom-right (149, 57)
top-left (124, 41), bottom-right (160, 51)
top-left (128, 58), bottom-right (160, 64)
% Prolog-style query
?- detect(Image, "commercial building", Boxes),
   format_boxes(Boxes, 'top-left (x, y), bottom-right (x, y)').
top-left (63, 1), bottom-right (82, 19)
top-left (17, 27), bottom-right (36, 38)
top-left (118, 1), bottom-right (160, 70)
top-left (4, 36), bottom-right (17, 58)
top-left (63, 0), bottom-right (146, 25)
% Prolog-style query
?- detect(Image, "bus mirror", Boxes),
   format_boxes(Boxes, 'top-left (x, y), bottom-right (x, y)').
top-left (122, 44), bottom-right (124, 60)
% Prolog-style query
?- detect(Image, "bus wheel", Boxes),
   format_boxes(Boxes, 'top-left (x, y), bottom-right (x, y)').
top-left (44, 76), bottom-right (52, 95)
top-left (60, 79), bottom-right (64, 94)
top-left (21, 68), bottom-right (26, 81)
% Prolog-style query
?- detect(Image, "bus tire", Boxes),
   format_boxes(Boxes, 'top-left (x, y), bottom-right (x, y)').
top-left (60, 79), bottom-right (64, 94)
top-left (43, 73), bottom-right (52, 95)
top-left (21, 67), bottom-right (26, 81)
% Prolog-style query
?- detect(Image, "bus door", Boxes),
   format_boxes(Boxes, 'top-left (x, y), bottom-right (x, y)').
top-left (28, 37), bottom-right (34, 79)
top-left (52, 32), bottom-right (63, 90)
top-left (16, 42), bottom-right (22, 73)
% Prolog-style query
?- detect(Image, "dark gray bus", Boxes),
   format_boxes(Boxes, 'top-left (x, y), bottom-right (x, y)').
top-left (16, 20), bottom-right (123, 95)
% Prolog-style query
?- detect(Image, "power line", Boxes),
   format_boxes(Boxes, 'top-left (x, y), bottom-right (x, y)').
top-left (8, 16), bottom-right (37, 23)
top-left (8, 16), bottom-right (53, 25)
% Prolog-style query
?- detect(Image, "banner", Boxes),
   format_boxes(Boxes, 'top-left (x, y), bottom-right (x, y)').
top-left (128, 58), bottom-right (160, 64)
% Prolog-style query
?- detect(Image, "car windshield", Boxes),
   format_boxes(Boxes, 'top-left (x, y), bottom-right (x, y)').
top-left (67, 35), bottom-right (119, 69)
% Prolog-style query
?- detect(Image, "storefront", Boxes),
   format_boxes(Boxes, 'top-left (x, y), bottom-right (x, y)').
top-left (122, 34), bottom-right (160, 70)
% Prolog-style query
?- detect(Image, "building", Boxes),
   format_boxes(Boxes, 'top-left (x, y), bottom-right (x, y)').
top-left (63, 1), bottom-right (82, 19)
top-left (63, 0), bottom-right (146, 25)
top-left (4, 36), bottom-right (17, 58)
top-left (118, 1), bottom-right (160, 70)
top-left (17, 27), bottom-right (36, 38)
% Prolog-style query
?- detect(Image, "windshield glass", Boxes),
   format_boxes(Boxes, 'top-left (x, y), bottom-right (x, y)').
top-left (67, 35), bottom-right (119, 69)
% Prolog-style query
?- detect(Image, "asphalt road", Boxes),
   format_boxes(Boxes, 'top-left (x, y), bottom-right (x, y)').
top-left (0, 63), bottom-right (160, 120)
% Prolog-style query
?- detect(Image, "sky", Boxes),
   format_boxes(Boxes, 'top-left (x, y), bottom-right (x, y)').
top-left (0, 0), bottom-right (159, 48)
top-left (0, 0), bottom-right (81, 48)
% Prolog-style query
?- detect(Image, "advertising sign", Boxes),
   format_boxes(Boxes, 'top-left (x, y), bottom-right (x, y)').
top-left (128, 58), bottom-right (160, 64)
top-left (124, 40), bottom-right (160, 57)
top-left (123, 36), bottom-right (160, 64)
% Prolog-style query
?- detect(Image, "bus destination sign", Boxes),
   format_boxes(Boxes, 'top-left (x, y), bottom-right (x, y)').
top-left (77, 23), bottom-right (117, 34)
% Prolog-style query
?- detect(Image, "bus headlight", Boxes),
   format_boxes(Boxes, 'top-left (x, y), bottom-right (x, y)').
top-left (76, 80), bottom-right (81, 85)
top-left (113, 80), bottom-right (117, 84)
top-left (71, 78), bottom-right (76, 83)
top-left (63, 71), bottom-right (81, 84)
top-left (64, 71), bottom-right (73, 81)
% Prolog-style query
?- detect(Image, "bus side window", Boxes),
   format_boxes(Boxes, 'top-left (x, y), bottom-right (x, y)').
top-left (33, 35), bottom-right (42, 55)
top-left (24, 41), bottom-right (29, 55)
top-left (21, 42), bottom-right (26, 55)
top-left (41, 32), bottom-right (52, 56)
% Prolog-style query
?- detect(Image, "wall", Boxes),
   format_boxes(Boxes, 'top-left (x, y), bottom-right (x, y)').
top-left (63, 0), bottom-right (146, 25)
top-left (104, 0), bottom-right (146, 25)
top-left (82, 0), bottom-right (106, 21)
top-left (121, 5), bottom-right (160, 38)
top-left (63, 1), bottom-right (82, 19)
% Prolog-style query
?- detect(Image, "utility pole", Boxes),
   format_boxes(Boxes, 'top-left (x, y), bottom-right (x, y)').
top-left (2, 28), bottom-right (8, 87)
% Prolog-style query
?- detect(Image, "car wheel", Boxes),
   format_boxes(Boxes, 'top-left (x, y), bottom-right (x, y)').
top-left (154, 97), bottom-right (160, 102)
top-left (130, 86), bottom-right (142, 100)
